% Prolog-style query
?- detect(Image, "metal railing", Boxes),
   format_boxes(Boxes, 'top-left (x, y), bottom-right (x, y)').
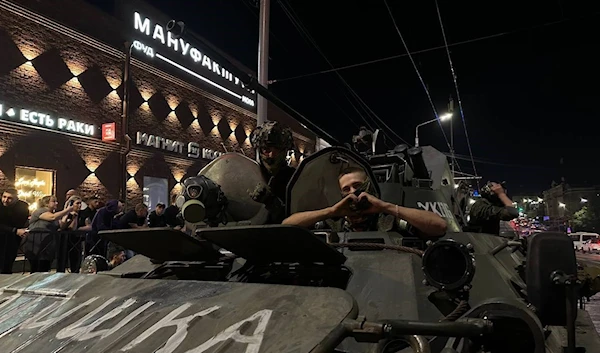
top-left (19, 230), bottom-right (90, 273)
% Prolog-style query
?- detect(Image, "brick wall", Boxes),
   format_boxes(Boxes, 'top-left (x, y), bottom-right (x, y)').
top-left (0, 0), bottom-right (315, 210)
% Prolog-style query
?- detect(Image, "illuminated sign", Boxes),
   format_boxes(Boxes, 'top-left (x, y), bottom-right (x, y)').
top-left (102, 122), bottom-right (117, 141)
top-left (121, 3), bottom-right (257, 110)
top-left (135, 131), bottom-right (224, 161)
top-left (0, 102), bottom-right (95, 137)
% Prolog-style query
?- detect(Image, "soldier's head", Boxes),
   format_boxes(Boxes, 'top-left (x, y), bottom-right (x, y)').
top-left (338, 167), bottom-right (368, 197)
top-left (338, 167), bottom-right (377, 228)
top-left (250, 121), bottom-right (294, 171)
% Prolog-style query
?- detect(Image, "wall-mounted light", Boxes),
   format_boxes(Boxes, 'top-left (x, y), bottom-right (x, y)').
top-left (68, 77), bottom-right (81, 87)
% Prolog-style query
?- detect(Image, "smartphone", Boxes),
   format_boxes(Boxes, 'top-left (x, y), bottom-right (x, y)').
top-left (69, 200), bottom-right (74, 207)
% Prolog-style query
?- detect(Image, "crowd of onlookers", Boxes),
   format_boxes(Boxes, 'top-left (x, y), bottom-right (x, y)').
top-left (0, 187), bottom-right (182, 275)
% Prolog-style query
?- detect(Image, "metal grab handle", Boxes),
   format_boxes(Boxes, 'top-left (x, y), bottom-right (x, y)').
top-left (381, 318), bottom-right (492, 338)
top-left (312, 318), bottom-right (489, 353)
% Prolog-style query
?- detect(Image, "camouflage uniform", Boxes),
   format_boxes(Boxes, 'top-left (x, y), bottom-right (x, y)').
top-left (325, 214), bottom-right (405, 233)
top-left (249, 121), bottom-right (296, 224)
top-left (468, 198), bottom-right (518, 235)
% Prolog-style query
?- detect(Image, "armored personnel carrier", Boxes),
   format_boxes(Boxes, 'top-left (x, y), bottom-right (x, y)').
top-left (0, 17), bottom-right (598, 353)
top-left (0, 142), bottom-right (598, 353)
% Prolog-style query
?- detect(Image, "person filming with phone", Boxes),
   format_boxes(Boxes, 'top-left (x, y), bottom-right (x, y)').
top-left (283, 167), bottom-right (447, 238)
top-left (24, 195), bottom-right (75, 272)
top-left (467, 181), bottom-right (518, 236)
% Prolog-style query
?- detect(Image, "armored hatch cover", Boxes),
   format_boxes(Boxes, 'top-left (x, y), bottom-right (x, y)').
top-left (286, 146), bottom-right (380, 215)
top-left (198, 224), bottom-right (347, 264)
top-left (100, 227), bottom-right (223, 262)
top-left (199, 152), bottom-right (269, 224)
top-left (0, 273), bottom-right (357, 353)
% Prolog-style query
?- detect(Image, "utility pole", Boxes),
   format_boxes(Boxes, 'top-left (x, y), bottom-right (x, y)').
top-left (257, 0), bottom-right (270, 125)
top-left (120, 42), bottom-right (134, 207)
top-left (448, 97), bottom-right (455, 178)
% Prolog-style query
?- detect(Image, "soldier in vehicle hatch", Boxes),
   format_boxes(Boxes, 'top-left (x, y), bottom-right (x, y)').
top-left (282, 167), bottom-right (447, 238)
top-left (467, 181), bottom-right (519, 235)
top-left (249, 121), bottom-right (296, 224)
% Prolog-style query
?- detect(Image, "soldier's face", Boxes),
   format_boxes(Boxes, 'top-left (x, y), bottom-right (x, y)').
top-left (260, 146), bottom-right (282, 160)
top-left (261, 146), bottom-right (283, 165)
top-left (339, 171), bottom-right (367, 197)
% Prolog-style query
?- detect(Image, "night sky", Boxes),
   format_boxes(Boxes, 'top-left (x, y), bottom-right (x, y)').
top-left (84, 0), bottom-right (600, 195)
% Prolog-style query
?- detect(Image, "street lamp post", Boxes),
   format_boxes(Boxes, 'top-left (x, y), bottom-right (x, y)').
top-left (415, 113), bottom-right (452, 147)
top-left (257, 0), bottom-right (270, 125)
top-left (120, 42), bottom-right (134, 207)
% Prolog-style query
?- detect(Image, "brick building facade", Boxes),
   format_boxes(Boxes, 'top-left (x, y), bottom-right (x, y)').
top-left (0, 0), bottom-right (315, 211)
top-left (542, 183), bottom-right (600, 231)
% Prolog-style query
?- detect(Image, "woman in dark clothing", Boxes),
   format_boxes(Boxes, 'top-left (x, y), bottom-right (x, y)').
top-left (25, 195), bottom-right (74, 272)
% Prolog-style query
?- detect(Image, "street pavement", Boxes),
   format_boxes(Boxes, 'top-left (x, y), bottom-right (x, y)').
top-left (584, 293), bottom-right (600, 334)
top-left (577, 252), bottom-right (600, 267)
top-left (576, 252), bottom-right (600, 334)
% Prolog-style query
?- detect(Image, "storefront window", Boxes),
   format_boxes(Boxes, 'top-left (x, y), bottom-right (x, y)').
top-left (15, 167), bottom-right (55, 212)
top-left (143, 176), bottom-right (168, 211)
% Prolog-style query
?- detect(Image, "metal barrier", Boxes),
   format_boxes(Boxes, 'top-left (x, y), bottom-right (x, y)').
top-left (20, 230), bottom-right (89, 273)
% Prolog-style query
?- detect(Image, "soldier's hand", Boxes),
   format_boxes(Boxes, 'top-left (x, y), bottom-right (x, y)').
top-left (249, 183), bottom-right (275, 205)
top-left (16, 228), bottom-right (28, 237)
top-left (356, 192), bottom-right (385, 214)
top-left (330, 194), bottom-right (360, 218)
top-left (491, 182), bottom-right (505, 195)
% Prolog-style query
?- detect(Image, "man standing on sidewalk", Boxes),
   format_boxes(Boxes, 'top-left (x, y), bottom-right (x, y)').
top-left (0, 188), bottom-right (29, 273)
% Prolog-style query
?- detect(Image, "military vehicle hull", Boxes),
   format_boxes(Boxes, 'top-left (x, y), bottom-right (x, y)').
top-left (0, 273), bottom-right (356, 353)
top-left (1, 146), bottom-right (597, 353)
top-left (1, 230), bottom-right (598, 353)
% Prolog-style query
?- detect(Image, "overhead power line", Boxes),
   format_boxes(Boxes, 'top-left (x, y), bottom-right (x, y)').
top-left (448, 153), bottom-right (555, 169)
top-left (276, 0), bottom-right (375, 134)
top-left (434, 0), bottom-right (478, 181)
top-left (270, 13), bottom-right (599, 84)
top-left (277, 0), bottom-right (409, 146)
top-left (383, 0), bottom-right (452, 151)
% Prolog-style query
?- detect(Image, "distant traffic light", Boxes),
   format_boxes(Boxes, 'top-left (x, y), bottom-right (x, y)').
top-left (519, 207), bottom-right (524, 212)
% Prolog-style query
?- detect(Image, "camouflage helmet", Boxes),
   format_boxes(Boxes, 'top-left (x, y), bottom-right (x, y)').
top-left (250, 121), bottom-right (294, 152)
